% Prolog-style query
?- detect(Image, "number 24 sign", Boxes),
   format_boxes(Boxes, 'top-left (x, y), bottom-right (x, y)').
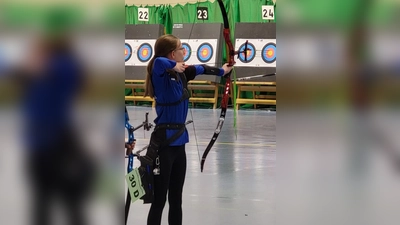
top-left (262, 5), bottom-right (274, 20)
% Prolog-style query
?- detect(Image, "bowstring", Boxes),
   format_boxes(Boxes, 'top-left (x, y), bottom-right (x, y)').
top-left (186, 0), bottom-right (202, 164)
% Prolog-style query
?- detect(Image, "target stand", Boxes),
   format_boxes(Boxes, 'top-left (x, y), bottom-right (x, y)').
top-left (125, 80), bottom-right (155, 107)
top-left (172, 23), bottom-right (224, 108)
top-left (125, 24), bottom-right (164, 106)
top-left (233, 23), bottom-right (276, 109)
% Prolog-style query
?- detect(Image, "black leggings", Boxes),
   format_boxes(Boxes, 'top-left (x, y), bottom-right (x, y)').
top-left (147, 145), bottom-right (187, 225)
top-left (27, 129), bottom-right (94, 225)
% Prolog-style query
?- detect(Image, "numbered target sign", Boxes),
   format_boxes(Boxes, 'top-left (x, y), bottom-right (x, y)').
top-left (262, 5), bottom-right (274, 20)
top-left (138, 8), bottom-right (149, 21)
top-left (125, 168), bottom-right (145, 203)
top-left (197, 7), bottom-right (208, 20)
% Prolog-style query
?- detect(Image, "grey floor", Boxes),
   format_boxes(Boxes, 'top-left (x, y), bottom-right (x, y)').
top-left (126, 106), bottom-right (276, 225)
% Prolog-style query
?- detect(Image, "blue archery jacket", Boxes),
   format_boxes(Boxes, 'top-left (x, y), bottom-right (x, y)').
top-left (151, 57), bottom-right (224, 146)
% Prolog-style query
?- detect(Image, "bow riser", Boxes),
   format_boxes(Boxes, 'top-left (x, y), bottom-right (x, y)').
top-left (125, 109), bottom-right (153, 224)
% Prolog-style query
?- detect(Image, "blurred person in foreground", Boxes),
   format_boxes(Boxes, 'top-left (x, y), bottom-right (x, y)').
top-left (14, 26), bottom-right (95, 225)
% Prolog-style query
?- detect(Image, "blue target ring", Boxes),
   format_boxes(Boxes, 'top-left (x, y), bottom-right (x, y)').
top-left (125, 43), bottom-right (132, 62)
top-left (197, 43), bottom-right (213, 63)
top-left (182, 43), bottom-right (191, 62)
top-left (137, 43), bottom-right (153, 62)
top-left (238, 43), bottom-right (256, 63)
top-left (262, 43), bottom-right (276, 63)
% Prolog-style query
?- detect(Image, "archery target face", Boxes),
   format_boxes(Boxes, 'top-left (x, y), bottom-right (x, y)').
top-left (238, 42), bottom-right (256, 63)
top-left (125, 39), bottom-right (156, 66)
top-left (182, 42), bottom-right (191, 62)
top-left (234, 39), bottom-right (276, 67)
top-left (197, 43), bottom-right (214, 63)
top-left (179, 39), bottom-right (218, 66)
top-left (262, 43), bottom-right (276, 63)
top-left (125, 43), bottom-right (132, 62)
top-left (137, 43), bottom-right (153, 62)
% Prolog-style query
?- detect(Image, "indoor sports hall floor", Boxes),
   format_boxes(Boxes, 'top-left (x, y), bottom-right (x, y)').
top-left (126, 106), bottom-right (276, 225)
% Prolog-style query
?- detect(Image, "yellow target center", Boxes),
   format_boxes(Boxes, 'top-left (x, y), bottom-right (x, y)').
top-left (246, 49), bottom-right (251, 56)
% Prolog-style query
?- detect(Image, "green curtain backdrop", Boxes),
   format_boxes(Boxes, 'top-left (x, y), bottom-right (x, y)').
top-left (125, 0), bottom-right (276, 63)
top-left (237, 0), bottom-right (276, 22)
top-left (125, 0), bottom-right (276, 34)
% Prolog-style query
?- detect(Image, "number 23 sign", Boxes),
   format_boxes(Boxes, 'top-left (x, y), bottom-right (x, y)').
top-left (197, 7), bottom-right (208, 20)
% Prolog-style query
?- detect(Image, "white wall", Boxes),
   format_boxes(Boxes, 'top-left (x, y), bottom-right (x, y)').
top-left (125, 0), bottom-right (214, 6)
top-left (125, 0), bottom-right (276, 7)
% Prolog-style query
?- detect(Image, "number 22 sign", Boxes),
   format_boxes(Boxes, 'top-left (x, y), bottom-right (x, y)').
top-left (138, 8), bottom-right (149, 21)
top-left (262, 5), bottom-right (274, 20)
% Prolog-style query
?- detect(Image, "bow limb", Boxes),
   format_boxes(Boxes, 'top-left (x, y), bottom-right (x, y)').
top-left (125, 107), bottom-right (135, 174)
top-left (124, 107), bottom-right (135, 224)
top-left (124, 108), bottom-right (152, 224)
top-left (200, 0), bottom-right (234, 172)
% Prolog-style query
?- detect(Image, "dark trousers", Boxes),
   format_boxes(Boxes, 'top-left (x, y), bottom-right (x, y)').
top-left (27, 129), bottom-right (94, 225)
top-left (147, 145), bottom-right (187, 225)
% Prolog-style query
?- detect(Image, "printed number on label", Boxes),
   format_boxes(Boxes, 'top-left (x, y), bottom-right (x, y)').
top-left (262, 5), bottom-right (274, 20)
top-left (197, 7), bottom-right (208, 20)
top-left (138, 8), bottom-right (149, 21)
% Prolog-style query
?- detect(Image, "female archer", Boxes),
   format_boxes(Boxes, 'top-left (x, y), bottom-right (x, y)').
top-left (143, 34), bottom-right (233, 225)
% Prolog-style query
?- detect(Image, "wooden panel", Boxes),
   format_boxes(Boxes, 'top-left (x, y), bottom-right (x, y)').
top-left (125, 80), bottom-right (220, 109)
top-left (235, 81), bottom-right (276, 109)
